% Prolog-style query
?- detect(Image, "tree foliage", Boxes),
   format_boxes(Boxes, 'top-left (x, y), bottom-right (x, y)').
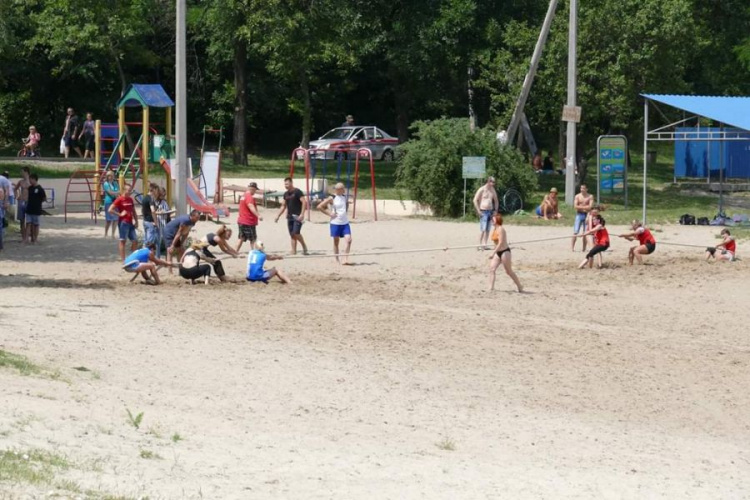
top-left (397, 118), bottom-right (537, 217)
top-left (0, 0), bottom-right (747, 156)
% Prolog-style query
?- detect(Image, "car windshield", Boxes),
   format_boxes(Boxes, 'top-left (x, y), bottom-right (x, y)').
top-left (320, 128), bottom-right (354, 140)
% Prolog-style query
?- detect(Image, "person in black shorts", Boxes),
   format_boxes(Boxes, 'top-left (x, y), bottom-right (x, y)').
top-left (274, 177), bottom-right (309, 255)
top-left (62, 107), bottom-right (82, 158)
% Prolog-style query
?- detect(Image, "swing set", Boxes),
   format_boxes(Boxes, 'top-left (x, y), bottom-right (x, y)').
top-left (289, 147), bottom-right (378, 221)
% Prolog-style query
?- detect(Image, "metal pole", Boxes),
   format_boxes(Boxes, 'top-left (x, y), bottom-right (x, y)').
top-left (564, 0), bottom-right (577, 206)
top-left (642, 99), bottom-right (648, 224)
top-left (506, 0), bottom-right (559, 143)
top-left (463, 179), bottom-right (467, 217)
top-left (719, 123), bottom-right (724, 214)
top-left (174, 0), bottom-right (187, 215)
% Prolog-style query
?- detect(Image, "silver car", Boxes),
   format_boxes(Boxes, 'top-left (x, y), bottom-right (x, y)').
top-left (307, 126), bottom-right (398, 161)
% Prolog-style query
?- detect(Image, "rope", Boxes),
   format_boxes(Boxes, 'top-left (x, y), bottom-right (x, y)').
top-left (280, 234), bottom-right (576, 260)
top-left (657, 241), bottom-right (711, 249)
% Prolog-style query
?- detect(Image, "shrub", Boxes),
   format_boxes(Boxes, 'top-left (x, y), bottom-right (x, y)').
top-left (396, 118), bottom-right (537, 217)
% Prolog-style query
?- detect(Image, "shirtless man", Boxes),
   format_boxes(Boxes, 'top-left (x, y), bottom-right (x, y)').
top-left (473, 176), bottom-right (499, 249)
top-left (14, 167), bottom-right (31, 243)
top-left (571, 184), bottom-right (593, 251)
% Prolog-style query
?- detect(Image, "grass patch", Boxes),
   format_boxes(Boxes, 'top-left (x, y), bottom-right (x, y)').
top-left (0, 350), bottom-right (42, 376)
top-left (125, 408), bottom-right (144, 430)
top-left (171, 432), bottom-right (183, 443)
top-left (0, 161), bottom-right (84, 179)
top-left (435, 437), bottom-right (456, 451)
top-left (0, 448), bottom-right (70, 485)
top-left (139, 449), bottom-right (162, 460)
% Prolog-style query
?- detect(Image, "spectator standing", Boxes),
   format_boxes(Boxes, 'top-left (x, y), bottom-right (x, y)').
top-left (153, 186), bottom-right (174, 258)
top-left (13, 167), bottom-right (30, 243)
top-left (472, 177), bottom-right (498, 250)
top-left (141, 183), bottom-right (159, 246)
top-left (62, 107), bottom-right (82, 158)
top-left (108, 184), bottom-right (139, 261)
top-left (274, 177), bottom-right (308, 255)
top-left (102, 171), bottom-right (119, 239)
top-left (341, 115), bottom-right (355, 127)
top-left (236, 182), bottom-right (261, 252)
top-left (25, 174), bottom-right (46, 244)
top-left (78, 113), bottom-right (95, 159)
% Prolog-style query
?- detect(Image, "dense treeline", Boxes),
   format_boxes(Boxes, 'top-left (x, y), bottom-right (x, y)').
top-left (0, 0), bottom-right (748, 162)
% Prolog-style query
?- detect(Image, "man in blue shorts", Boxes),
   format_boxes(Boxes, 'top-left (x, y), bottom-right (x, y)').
top-left (571, 184), bottom-right (593, 251)
top-left (246, 241), bottom-right (290, 284)
top-left (472, 177), bottom-right (498, 250)
top-left (122, 243), bottom-right (175, 285)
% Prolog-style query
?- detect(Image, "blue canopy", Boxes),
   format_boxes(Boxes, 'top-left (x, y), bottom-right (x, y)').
top-left (642, 94), bottom-right (750, 131)
top-left (117, 84), bottom-right (175, 108)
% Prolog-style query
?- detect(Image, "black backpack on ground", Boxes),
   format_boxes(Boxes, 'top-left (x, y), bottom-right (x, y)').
top-left (679, 214), bottom-right (696, 225)
top-left (697, 217), bottom-right (710, 225)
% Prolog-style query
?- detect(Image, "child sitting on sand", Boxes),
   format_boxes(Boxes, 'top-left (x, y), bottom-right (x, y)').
top-left (705, 228), bottom-right (736, 262)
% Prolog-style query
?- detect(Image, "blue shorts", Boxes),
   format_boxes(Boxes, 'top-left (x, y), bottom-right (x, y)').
top-left (17, 200), bottom-right (27, 222)
top-left (118, 222), bottom-right (137, 241)
top-left (574, 213), bottom-right (587, 234)
top-left (124, 261), bottom-right (141, 272)
top-left (143, 221), bottom-right (157, 245)
top-left (247, 271), bottom-right (271, 283)
top-left (330, 223), bottom-right (351, 238)
top-left (287, 217), bottom-right (303, 236)
top-left (479, 210), bottom-right (493, 232)
top-left (25, 213), bottom-right (41, 225)
top-left (104, 202), bottom-right (118, 222)
top-left (535, 205), bottom-right (542, 217)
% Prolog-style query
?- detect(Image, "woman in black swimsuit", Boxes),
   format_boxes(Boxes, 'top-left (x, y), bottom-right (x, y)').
top-left (488, 214), bottom-right (523, 292)
top-left (179, 241), bottom-right (214, 284)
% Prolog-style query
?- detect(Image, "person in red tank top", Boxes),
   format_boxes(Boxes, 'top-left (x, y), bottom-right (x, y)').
top-left (619, 220), bottom-right (656, 265)
top-left (578, 215), bottom-right (610, 269)
top-left (705, 228), bottom-right (736, 262)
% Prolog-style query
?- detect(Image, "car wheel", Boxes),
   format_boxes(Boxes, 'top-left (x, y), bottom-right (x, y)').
top-left (382, 149), bottom-right (395, 162)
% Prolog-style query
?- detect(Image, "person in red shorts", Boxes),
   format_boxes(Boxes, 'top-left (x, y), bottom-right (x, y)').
top-left (108, 183), bottom-right (139, 261)
top-left (578, 214), bottom-right (609, 269)
top-left (619, 220), bottom-right (656, 265)
top-left (705, 228), bottom-right (736, 262)
top-left (236, 182), bottom-right (261, 253)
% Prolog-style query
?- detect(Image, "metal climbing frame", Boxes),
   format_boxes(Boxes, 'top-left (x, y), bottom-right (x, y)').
top-left (64, 170), bottom-right (98, 223)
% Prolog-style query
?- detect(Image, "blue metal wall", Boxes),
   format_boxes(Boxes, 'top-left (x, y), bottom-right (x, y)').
top-left (674, 127), bottom-right (750, 179)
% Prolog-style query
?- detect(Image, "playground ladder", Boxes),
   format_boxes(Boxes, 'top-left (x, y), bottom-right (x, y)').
top-left (64, 170), bottom-right (98, 223)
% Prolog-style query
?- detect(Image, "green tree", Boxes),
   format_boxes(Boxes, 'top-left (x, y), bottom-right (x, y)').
top-left (397, 118), bottom-right (537, 217)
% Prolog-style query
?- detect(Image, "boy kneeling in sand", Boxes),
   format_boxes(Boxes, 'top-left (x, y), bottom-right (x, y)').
top-left (246, 241), bottom-right (291, 284)
top-left (122, 243), bottom-right (175, 285)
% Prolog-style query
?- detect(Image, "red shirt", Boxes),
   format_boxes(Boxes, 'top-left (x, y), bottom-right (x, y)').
top-left (725, 238), bottom-right (736, 254)
top-left (595, 227), bottom-right (610, 247)
top-left (237, 191), bottom-right (258, 226)
top-left (636, 228), bottom-right (655, 245)
top-left (112, 195), bottom-right (135, 224)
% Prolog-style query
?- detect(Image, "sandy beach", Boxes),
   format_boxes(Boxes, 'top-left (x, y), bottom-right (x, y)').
top-left (1, 205), bottom-right (749, 499)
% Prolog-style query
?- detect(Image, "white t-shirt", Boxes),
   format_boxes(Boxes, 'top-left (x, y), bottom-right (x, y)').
top-left (330, 195), bottom-right (349, 225)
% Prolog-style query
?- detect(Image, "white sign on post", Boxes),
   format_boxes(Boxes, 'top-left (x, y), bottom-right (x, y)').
top-left (462, 156), bottom-right (487, 216)
top-left (562, 105), bottom-right (582, 123)
top-left (462, 156), bottom-right (486, 178)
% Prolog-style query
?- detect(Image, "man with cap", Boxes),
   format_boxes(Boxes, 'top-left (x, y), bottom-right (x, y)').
top-left (236, 181), bottom-right (261, 253)
top-left (536, 187), bottom-right (562, 220)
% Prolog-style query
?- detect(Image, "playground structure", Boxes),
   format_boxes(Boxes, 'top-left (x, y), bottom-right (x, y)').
top-left (64, 84), bottom-right (227, 222)
top-left (289, 147), bottom-right (378, 221)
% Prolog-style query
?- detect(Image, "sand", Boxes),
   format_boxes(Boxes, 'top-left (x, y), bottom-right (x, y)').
top-left (1, 206), bottom-right (749, 499)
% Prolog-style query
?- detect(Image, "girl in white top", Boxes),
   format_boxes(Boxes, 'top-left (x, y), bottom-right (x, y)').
top-left (317, 182), bottom-right (352, 265)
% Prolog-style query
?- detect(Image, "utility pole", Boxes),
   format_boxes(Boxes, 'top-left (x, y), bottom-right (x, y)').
top-left (564, 0), bottom-right (578, 205)
top-left (506, 0), bottom-right (559, 144)
top-left (175, 0), bottom-right (187, 215)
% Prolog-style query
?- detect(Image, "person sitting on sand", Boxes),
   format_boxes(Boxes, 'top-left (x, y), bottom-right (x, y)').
top-left (535, 187), bottom-right (562, 220)
top-left (246, 241), bottom-right (291, 284)
top-left (706, 228), bottom-right (736, 262)
top-left (619, 220), bottom-right (656, 265)
top-left (122, 243), bottom-right (174, 285)
top-left (578, 214), bottom-right (609, 269)
top-left (488, 213), bottom-right (523, 292)
top-left (179, 241), bottom-right (216, 285)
